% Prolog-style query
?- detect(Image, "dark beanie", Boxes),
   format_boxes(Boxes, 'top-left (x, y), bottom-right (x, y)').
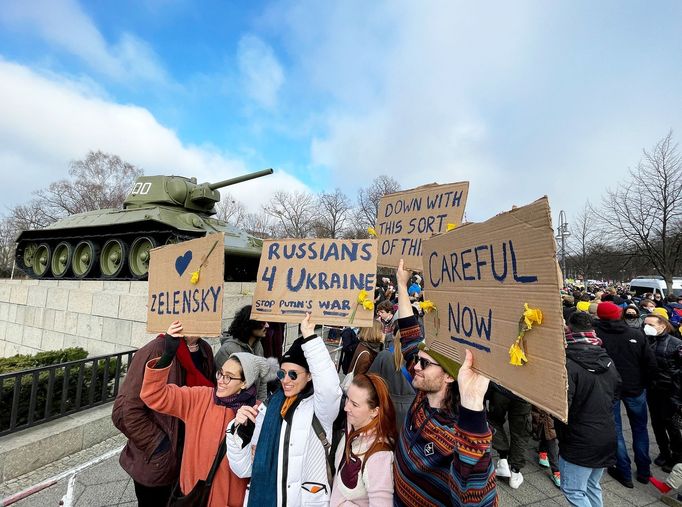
top-left (597, 302), bottom-right (622, 321)
top-left (280, 337), bottom-right (309, 371)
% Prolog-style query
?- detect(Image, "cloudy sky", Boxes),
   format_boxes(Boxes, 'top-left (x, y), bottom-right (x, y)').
top-left (1, 0), bottom-right (681, 227)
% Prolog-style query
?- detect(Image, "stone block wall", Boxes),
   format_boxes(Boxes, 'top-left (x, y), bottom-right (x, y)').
top-left (0, 279), bottom-right (255, 357)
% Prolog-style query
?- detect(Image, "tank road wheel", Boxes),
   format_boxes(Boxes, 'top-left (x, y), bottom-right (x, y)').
top-left (19, 242), bottom-right (39, 275)
top-left (72, 240), bottom-right (99, 279)
top-left (33, 243), bottom-right (52, 278)
top-left (100, 239), bottom-right (128, 278)
top-left (165, 235), bottom-right (181, 245)
top-left (129, 236), bottom-right (157, 279)
top-left (51, 241), bottom-right (74, 278)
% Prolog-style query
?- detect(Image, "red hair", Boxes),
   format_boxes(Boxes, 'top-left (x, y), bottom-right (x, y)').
top-left (345, 373), bottom-right (398, 469)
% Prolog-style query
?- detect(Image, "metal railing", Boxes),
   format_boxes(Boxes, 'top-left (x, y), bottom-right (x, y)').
top-left (0, 350), bottom-right (136, 437)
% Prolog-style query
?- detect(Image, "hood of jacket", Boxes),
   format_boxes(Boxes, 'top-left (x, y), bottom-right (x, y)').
top-left (566, 343), bottom-right (614, 374)
top-left (594, 318), bottom-right (629, 334)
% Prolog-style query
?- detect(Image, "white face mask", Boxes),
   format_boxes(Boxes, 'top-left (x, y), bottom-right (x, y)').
top-left (643, 324), bottom-right (659, 336)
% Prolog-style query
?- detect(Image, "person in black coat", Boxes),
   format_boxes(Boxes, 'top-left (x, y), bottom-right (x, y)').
top-left (644, 313), bottom-right (682, 472)
top-left (556, 312), bottom-right (621, 507)
top-left (593, 302), bottom-right (657, 487)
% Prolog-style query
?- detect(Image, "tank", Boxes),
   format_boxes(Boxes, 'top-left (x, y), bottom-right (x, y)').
top-left (14, 168), bottom-right (274, 281)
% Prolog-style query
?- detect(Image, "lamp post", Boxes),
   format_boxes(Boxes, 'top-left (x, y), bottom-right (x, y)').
top-left (555, 210), bottom-right (570, 281)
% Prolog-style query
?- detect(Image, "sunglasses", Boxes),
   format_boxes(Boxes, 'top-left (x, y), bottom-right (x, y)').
top-left (416, 356), bottom-right (440, 370)
top-left (277, 369), bottom-right (303, 381)
top-left (216, 371), bottom-right (243, 383)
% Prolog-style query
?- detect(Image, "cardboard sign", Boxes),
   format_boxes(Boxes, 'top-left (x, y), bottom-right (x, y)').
top-left (421, 197), bottom-right (568, 421)
top-left (377, 182), bottom-right (469, 271)
top-left (251, 239), bottom-right (378, 327)
top-left (147, 233), bottom-right (224, 336)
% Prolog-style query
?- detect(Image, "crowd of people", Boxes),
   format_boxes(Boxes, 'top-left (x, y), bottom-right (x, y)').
top-left (112, 266), bottom-right (682, 507)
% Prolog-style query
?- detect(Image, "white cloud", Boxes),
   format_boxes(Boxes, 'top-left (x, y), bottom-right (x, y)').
top-left (0, 0), bottom-right (169, 84)
top-left (0, 58), bottom-right (308, 213)
top-left (237, 34), bottom-right (284, 109)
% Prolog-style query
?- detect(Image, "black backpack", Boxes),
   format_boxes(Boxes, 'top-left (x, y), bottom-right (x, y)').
top-left (339, 327), bottom-right (360, 374)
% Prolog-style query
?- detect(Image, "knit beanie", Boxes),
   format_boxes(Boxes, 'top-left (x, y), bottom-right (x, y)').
top-left (280, 337), bottom-right (309, 371)
top-left (229, 353), bottom-right (279, 389)
top-left (652, 307), bottom-right (669, 319)
top-left (597, 302), bottom-right (622, 321)
top-left (418, 343), bottom-right (460, 379)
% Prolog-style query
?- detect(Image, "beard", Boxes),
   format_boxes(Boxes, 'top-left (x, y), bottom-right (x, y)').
top-left (412, 372), bottom-right (444, 393)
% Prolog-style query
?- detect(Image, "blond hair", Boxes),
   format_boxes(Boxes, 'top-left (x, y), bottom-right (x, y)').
top-left (392, 330), bottom-right (404, 371)
top-left (359, 320), bottom-right (384, 344)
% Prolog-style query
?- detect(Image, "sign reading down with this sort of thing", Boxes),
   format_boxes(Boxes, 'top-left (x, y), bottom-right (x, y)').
top-left (251, 238), bottom-right (378, 327)
top-left (147, 233), bottom-right (224, 337)
top-left (377, 181), bottom-right (469, 270)
top-left (421, 197), bottom-right (568, 421)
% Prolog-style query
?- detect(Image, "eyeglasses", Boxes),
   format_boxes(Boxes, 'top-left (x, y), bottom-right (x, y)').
top-left (277, 369), bottom-right (302, 381)
top-left (416, 356), bottom-right (440, 370)
top-left (216, 371), bottom-right (243, 383)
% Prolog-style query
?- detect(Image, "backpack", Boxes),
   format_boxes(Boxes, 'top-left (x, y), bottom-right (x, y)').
top-left (339, 328), bottom-right (360, 374)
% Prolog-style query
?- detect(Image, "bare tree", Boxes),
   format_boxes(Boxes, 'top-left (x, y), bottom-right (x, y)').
top-left (262, 191), bottom-right (315, 238)
top-left (356, 175), bottom-right (401, 228)
top-left (597, 131), bottom-right (682, 290)
top-left (312, 189), bottom-right (352, 238)
top-left (242, 211), bottom-right (276, 239)
top-left (214, 192), bottom-right (247, 227)
top-left (566, 203), bottom-right (603, 282)
top-left (1, 150), bottom-right (142, 277)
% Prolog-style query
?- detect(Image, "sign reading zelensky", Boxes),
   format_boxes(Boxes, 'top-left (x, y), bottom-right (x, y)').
top-left (147, 233), bottom-right (224, 336)
top-left (251, 238), bottom-right (378, 327)
top-left (377, 182), bottom-right (469, 270)
top-left (421, 197), bottom-right (568, 421)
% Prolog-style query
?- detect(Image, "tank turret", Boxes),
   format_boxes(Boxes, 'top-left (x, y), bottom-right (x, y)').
top-left (14, 169), bottom-right (273, 281)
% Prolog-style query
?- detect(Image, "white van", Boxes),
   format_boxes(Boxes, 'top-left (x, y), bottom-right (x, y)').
top-left (629, 276), bottom-right (682, 298)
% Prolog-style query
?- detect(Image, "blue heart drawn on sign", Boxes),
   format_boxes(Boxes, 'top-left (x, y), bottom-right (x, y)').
top-left (175, 251), bottom-right (192, 276)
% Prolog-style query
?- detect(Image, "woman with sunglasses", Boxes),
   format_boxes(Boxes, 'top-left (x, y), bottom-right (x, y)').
top-left (140, 320), bottom-right (277, 507)
top-left (227, 313), bottom-right (343, 507)
top-left (330, 373), bottom-right (398, 506)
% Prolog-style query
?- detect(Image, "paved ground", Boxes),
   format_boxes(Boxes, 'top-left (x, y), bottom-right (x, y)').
top-left (1, 407), bottom-right (677, 507)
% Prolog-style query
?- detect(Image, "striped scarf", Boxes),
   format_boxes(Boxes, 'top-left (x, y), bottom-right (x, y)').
top-left (564, 330), bottom-right (602, 347)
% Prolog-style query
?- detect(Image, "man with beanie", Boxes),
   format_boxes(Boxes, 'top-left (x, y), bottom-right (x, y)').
top-left (393, 260), bottom-right (496, 506)
top-left (556, 311), bottom-right (621, 507)
top-left (594, 301), bottom-right (657, 487)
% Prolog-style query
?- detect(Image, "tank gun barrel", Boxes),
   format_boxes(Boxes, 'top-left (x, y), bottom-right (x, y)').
top-left (208, 168), bottom-right (273, 190)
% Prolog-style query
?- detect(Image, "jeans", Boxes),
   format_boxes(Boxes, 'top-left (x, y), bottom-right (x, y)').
top-left (559, 456), bottom-right (604, 507)
top-left (613, 391), bottom-right (651, 479)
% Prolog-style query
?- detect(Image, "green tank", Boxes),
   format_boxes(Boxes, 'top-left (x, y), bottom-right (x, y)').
top-left (14, 168), bottom-right (273, 281)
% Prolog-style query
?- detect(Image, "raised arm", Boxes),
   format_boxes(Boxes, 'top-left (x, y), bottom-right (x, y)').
top-left (140, 360), bottom-right (196, 421)
top-left (396, 259), bottom-right (422, 370)
top-left (300, 313), bottom-right (342, 428)
top-left (449, 350), bottom-right (496, 505)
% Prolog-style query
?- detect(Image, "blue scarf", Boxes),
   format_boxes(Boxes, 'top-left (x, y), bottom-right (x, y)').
top-left (247, 389), bottom-right (286, 507)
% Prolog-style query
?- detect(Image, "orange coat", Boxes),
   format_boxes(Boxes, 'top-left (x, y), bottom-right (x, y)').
top-left (141, 359), bottom-right (248, 507)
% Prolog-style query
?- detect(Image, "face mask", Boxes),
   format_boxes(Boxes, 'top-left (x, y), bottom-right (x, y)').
top-left (625, 314), bottom-right (638, 320)
top-left (643, 324), bottom-right (658, 336)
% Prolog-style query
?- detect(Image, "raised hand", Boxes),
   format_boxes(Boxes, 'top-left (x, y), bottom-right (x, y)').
top-left (163, 320), bottom-right (183, 357)
top-left (300, 312), bottom-right (316, 339)
top-left (396, 259), bottom-right (410, 288)
top-left (457, 349), bottom-right (489, 411)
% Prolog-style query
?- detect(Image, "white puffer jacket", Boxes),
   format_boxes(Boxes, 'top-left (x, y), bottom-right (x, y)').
top-left (226, 335), bottom-right (342, 506)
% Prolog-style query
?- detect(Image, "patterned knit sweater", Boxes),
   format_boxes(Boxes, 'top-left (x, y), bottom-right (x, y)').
top-left (393, 316), bottom-right (497, 507)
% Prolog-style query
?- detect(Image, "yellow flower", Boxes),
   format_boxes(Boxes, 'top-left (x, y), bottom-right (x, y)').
top-left (446, 223), bottom-right (457, 232)
top-left (190, 270), bottom-right (200, 285)
top-left (419, 300), bottom-right (437, 314)
top-left (523, 303), bottom-right (543, 329)
top-left (362, 299), bottom-right (374, 311)
top-left (509, 339), bottom-right (528, 366)
top-left (367, 227), bottom-right (377, 237)
top-left (357, 289), bottom-right (368, 303)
